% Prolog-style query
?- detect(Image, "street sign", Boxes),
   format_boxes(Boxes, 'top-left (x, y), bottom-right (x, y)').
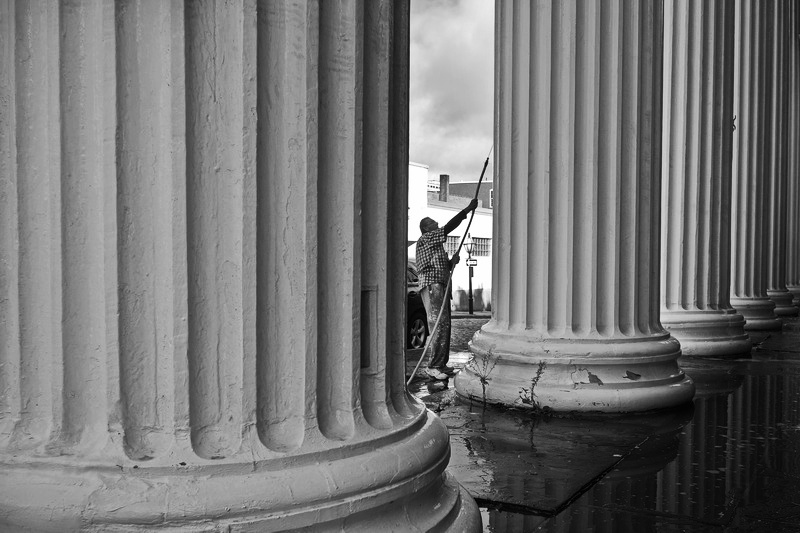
top-left (465, 258), bottom-right (478, 267)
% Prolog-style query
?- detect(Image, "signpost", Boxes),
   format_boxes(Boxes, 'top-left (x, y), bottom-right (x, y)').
top-left (464, 235), bottom-right (477, 314)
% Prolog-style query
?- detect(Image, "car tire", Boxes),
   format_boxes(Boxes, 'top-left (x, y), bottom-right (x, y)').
top-left (408, 311), bottom-right (429, 349)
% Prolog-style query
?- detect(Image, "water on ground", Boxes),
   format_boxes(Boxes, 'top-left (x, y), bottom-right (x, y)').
top-left (409, 316), bottom-right (800, 532)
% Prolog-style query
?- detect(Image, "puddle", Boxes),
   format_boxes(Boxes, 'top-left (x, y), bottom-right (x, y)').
top-left (419, 317), bottom-right (800, 532)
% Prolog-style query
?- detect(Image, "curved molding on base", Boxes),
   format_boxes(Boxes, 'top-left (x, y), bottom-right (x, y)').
top-left (0, 412), bottom-right (481, 532)
top-left (454, 326), bottom-right (695, 413)
top-left (788, 285), bottom-right (800, 306)
top-left (661, 308), bottom-right (752, 357)
top-left (731, 296), bottom-right (783, 331)
top-left (767, 289), bottom-right (800, 317)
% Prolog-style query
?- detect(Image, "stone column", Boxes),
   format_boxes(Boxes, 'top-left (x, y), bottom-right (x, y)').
top-left (456, 0), bottom-right (695, 412)
top-left (0, 1), bottom-right (480, 530)
top-left (730, 0), bottom-right (783, 330)
top-left (660, 0), bottom-right (751, 357)
top-left (764, 0), bottom-right (797, 316)
top-left (784, 0), bottom-right (800, 306)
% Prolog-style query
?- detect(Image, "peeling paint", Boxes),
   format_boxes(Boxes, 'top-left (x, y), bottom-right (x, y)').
top-left (570, 368), bottom-right (604, 386)
top-left (587, 372), bottom-right (604, 385)
top-left (571, 368), bottom-right (590, 384)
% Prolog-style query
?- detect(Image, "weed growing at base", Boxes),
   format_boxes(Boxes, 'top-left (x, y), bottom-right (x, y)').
top-left (466, 352), bottom-right (499, 406)
top-left (517, 361), bottom-right (549, 415)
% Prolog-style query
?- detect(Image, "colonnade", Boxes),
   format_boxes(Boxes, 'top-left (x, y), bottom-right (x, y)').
top-left (1, 0), bottom-right (799, 529)
top-left (457, 0), bottom-right (799, 410)
top-left (0, 1), bottom-right (480, 530)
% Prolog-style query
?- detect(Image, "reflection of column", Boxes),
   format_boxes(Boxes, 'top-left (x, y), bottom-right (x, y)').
top-left (764, 0), bottom-right (797, 316)
top-left (784, 0), bottom-right (800, 306)
top-left (0, 2), bottom-right (480, 530)
top-left (474, 408), bottom-right (691, 532)
top-left (532, 373), bottom-right (740, 531)
top-left (654, 368), bottom-right (797, 526)
top-left (457, 0), bottom-right (694, 411)
top-left (654, 391), bottom-right (733, 524)
top-left (731, 0), bottom-right (782, 329)
top-left (660, 0), bottom-right (751, 356)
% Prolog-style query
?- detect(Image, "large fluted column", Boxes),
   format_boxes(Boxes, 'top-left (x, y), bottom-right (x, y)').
top-left (731, 0), bottom-right (783, 330)
top-left (764, 0), bottom-right (797, 317)
top-left (784, 0), bottom-right (800, 306)
top-left (660, 0), bottom-right (751, 357)
top-left (456, 0), bottom-right (694, 412)
top-left (0, 1), bottom-right (480, 530)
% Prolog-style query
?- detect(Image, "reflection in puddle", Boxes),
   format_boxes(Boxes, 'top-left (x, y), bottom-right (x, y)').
top-left (475, 358), bottom-right (800, 532)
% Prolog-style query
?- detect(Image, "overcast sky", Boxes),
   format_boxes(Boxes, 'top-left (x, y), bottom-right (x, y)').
top-left (409, 0), bottom-right (494, 183)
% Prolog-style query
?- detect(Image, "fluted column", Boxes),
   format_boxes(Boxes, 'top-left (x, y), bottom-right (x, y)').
top-left (731, 0), bottom-right (782, 330)
top-left (784, 0), bottom-right (800, 306)
top-left (456, 0), bottom-right (694, 412)
top-left (0, 1), bottom-right (62, 450)
top-left (659, 0), bottom-right (751, 357)
top-left (764, 0), bottom-right (797, 316)
top-left (0, 1), bottom-right (480, 530)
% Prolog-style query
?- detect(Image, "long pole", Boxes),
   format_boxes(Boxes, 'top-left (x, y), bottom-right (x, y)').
top-left (407, 148), bottom-right (492, 386)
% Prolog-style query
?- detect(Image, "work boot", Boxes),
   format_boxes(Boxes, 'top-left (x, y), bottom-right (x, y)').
top-left (425, 368), bottom-right (448, 381)
top-left (441, 365), bottom-right (457, 376)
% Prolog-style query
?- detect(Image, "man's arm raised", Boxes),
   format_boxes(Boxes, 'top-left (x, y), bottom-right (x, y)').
top-left (442, 198), bottom-right (478, 235)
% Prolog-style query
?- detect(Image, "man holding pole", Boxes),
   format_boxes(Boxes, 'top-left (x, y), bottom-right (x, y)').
top-left (416, 198), bottom-right (478, 380)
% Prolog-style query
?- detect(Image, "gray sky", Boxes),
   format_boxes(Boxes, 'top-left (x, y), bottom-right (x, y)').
top-left (409, 0), bottom-right (494, 183)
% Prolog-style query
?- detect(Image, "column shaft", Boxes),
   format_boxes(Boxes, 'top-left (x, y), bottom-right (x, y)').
top-left (316, 0), bottom-right (359, 441)
top-left (185, 0), bottom-right (248, 459)
top-left (458, 0), bottom-right (694, 412)
top-left (764, 0), bottom-right (797, 316)
top-left (0, 0), bottom-right (20, 447)
top-left (731, 0), bottom-right (782, 330)
top-left (359, 0), bottom-right (397, 430)
top-left (0, 1), bottom-right (480, 530)
top-left (783, 0), bottom-right (800, 305)
top-left (660, 0), bottom-right (751, 356)
top-left (117, 0), bottom-right (181, 461)
top-left (1, 2), bottom-right (62, 451)
top-left (59, 0), bottom-right (118, 452)
top-left (256, 0), bottom-right (317, 452)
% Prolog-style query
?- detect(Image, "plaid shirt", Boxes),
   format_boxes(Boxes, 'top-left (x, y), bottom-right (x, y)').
top-left (416, 228), bottom-right (451, 286)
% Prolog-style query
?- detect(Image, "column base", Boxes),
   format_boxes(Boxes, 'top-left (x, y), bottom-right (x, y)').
top-left (788, 285), bottom-right (800, 307)
top-left (660, 308), bottom-right (751, 357)
top-left (454, 324), bottom-right (695, 413)
top-left (731, 296), bottom-right (783, 330)
top-left (0, 412), bottom-right (481, 532)
top-left (768, 289), bottom-right (799, 317)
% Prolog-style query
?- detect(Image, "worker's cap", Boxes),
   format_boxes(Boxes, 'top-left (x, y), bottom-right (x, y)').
top-left (419, 217), bottom-right (438, 233)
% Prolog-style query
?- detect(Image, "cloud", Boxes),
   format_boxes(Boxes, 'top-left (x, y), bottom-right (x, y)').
top-left (410, 0), bottom-right (494, 182)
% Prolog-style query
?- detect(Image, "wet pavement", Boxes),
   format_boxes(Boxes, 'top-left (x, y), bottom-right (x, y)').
top-left (407, 316), bottom-right (800, 532)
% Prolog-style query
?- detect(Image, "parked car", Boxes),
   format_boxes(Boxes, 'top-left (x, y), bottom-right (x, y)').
top-left (406, 261), bottom-right (429, 349)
